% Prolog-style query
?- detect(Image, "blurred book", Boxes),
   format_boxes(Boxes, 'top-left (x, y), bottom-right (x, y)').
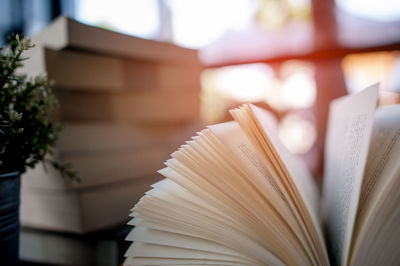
top-left (23, 122), bottom-right (202, 190)
top-left (23, 47), bottom-right (202, 92)
top-left (20, 226), bottom-right (129, 265)
top-left (29, 16), bottom-right (198, 64)
top-left (21, 175), bottom-right (160, 233)
top-left (54, 90), bottom-right (200, 123)
top-left (20, 16), bottom-right (203, 233)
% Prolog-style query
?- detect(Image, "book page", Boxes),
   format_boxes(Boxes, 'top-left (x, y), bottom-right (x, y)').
top-left (208, 122), bottom-right (318, 265)
top-left (126, 226), bottom-right (252, 258)
top-left (248, 105), bottom-right (321, 222)
top-left (356, 105), bottom-right (400, 220)
top-left (130, 164), bottom-right (285, 265)
top-left (321, 84), bottom-right (379, 265)
top-left (230, 104), bottom-right (330, 265)
top-left (207, 122), bottom-right (287, 204)
top-left (126, 121), bottom-right (315, 265)
top-left (349, 104), bottom-right (400, 265)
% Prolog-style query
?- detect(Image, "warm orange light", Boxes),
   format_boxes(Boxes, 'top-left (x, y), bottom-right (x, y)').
top-left (210, 64), bottom-right (274, 102)
top-left (201, 61), bottom-right (317, 124)
top-left (342, 51), bottom-right (398, 93)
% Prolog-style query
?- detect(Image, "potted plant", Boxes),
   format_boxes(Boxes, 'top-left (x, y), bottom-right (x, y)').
top-left (0, 35), bottom-right (77, 265)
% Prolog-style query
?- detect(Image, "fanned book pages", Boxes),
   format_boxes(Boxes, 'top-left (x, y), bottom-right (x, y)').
top-left (124, 84), bottom-right (400, 266)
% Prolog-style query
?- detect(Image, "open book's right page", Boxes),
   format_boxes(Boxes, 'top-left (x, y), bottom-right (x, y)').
top-left (321, 84), bottom-right (378, 265)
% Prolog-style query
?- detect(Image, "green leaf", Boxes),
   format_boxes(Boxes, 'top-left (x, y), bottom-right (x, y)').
top-left (0, 34), bottom-right (79, 182)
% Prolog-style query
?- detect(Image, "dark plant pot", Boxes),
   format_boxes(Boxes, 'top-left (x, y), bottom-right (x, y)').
top-left (0, 171), bottom-right (20, 266)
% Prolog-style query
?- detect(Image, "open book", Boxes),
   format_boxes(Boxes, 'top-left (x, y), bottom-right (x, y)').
top-left (124, 84), bottom-right (400, 266)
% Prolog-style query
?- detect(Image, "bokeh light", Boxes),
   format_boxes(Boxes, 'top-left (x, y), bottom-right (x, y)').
top-left (278, 113), bottom-right (317, 154)
top-left (336, 0), bottom-right (400, 22)
top-left (211, 64), bottom-right (274, 102)
top-left (166, 0), bottom-right (257, 48)
top-left (76, 0), bottom-right (160, 39)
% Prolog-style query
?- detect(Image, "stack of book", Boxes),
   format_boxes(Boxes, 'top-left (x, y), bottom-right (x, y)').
top-left (20, 16), bottom-right (203, 233)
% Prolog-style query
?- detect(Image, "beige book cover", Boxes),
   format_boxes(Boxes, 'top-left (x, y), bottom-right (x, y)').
top-left (30, 16), bottom-right (199, 64)
top-left (21, 47), bottom-right (202, 92)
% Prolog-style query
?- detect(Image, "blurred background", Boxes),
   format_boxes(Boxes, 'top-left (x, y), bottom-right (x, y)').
top-left (1, 0), bottom-right (400, 265)
top-left (1, 0), bottom-right (400, 174)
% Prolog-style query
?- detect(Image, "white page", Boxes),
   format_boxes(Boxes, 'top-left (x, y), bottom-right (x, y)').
top-left (126, 242), bottom-right (252, 262)
top-left (356, 105), bottom-right (400, 220)
top-left (207, 121), bottom-right (287, 203)
top-left (124, 257), bottom-right (248, 266)
top-left (207, 121), bottom-right (317, 264)
top-left (248, 105), bottom-right (321, 221)
top-left (322, 84), bottom-right (379, 265)
top-left (244, 105), bottom-right (329, 265)
top-left (126, 226), bottom-right (252, 259)
top-left (349, 104), bottom-right (400, 265)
